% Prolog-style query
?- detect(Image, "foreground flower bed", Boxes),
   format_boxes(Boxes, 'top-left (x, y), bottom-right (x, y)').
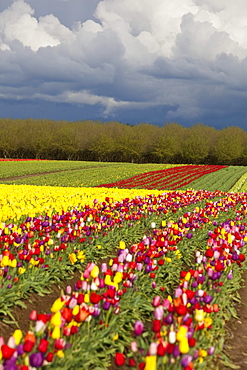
top-left (0, 187), bottom-right (219, 320)
top-left (0, 188), bottom-right (247, 369)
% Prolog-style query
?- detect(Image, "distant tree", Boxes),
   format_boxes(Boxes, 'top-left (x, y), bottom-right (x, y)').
top-left (0, 118), bottom-right (247, 165)
top-left (152, 123), bottom-right (186, 163)
top-left (213, 126), bottom-right (247, 165)
top-left (181, 123), bottom-right (218, 164)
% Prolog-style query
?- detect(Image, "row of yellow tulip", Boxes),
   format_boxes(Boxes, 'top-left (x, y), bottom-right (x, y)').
top-left (0, 184), bottom-right (166, 223)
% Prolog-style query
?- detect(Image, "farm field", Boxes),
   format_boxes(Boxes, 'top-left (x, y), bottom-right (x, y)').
top-left (1, 162), bottom-right (177, 187)
top-left (0, 161), bottom-right (247, 370)
top-left (1, 161), bottom-right (247, 191)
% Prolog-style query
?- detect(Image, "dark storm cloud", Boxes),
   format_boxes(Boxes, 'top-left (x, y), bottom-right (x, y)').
top-left (0, 0), bottom-right (247, 127)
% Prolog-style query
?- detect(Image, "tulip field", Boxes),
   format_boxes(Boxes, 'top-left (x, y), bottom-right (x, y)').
top-left (1, 161), bottom-right (247, 369)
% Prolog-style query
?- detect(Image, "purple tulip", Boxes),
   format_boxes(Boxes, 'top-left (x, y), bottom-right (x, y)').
top-left (92, 307), bottom-right (101, 316)
top-left (29, 352), bottom-right (44, 367)
top-left (16, 344), bottom-right (24, 356)
top-left (173, 345), bottom-right (180, 357)
top-left (181, 355), bottom-right (193, 367)
top-left (134, 321), bottom-right (144, 336)
top-left (204, 295), bottom-right (213, 304)
top-left (145, 265), bottom-right (152, 273)
top-left (164, 313), bottom-right (173, 324)
top-left (102, 301), bottom-right (111, 310)
top-left (191, 281), bottom-right (198, 288)
top-left (227, 270), bottom-right (233, 280)
top-left (208, 346), bottom-right (215, 355)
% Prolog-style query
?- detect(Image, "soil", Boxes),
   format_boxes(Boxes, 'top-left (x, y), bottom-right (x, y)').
top-left (0, 270), bottom-right (81, 341)
top-left (219, 270), bottom-right (247, 370)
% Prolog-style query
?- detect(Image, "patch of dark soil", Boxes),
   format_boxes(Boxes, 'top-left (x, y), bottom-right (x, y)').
top-left (0, 270), bottom-right (81, 341)
top-left (219, 271), bottom-right (247, 370)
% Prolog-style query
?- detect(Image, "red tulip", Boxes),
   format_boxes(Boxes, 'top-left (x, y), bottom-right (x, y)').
top-left (115, 353), bottom-right (125, 366)
top-left (1, 344), bottom-right (16, 359)
top-left (157, 342), bottom-right (167, 356)
top-left (23, 340), bottom-right (35, 352)
top-left (38, 339), bottom-right (49, 353)
top-left (153, 319), bottom-right (161, 332)
top-left (129, 358), bottom-right (136, 367)
top-left (61, 307), bottom-right (73, 322)
top-left (46, 352), bottom-right (54, 362)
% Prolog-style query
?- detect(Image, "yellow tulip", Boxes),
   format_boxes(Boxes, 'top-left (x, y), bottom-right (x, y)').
top-left (13, 329), bottom-right (23, 345)
top-left (176, 326), bottom-right (187, 341)
top-left (119, 241), bottom-right (126, 249)
top-left (113, 272), bottom-right (123, 284)
top-left (51, 326), bottom-right (61, 339)
top-left (50, 298), bottom-right (65, 313)
top-left (84, 294), bottom-right (90, 303)
top-left (91, 265), bottom-right (99, 278)
top-left (51, 312), bottom-right (62, 327)
top-left (199, 349), bottom-right (207, 357)
top-left (144, 356), bottom-right (157, 370)
top-left (72, 305), bottom-right (80, 316)
top-left (11, 259), bottom-right (17, 268)
top-left (179, 337), bottom-right (189, 354)
top-left (104, 275), bottom-right (112, 285)
top-left (18, 267), bottom-right (26, 275)
top-left (194, 309), bottom-right (205, 322)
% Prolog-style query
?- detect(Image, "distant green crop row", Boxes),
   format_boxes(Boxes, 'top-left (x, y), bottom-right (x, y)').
top-left (1, 162), bottom-right (246, 192)
top-left (229, 172), bottom-right (247, 192)
top-left (2, 162), bottom-right (176, 187)
top-left (179, 166), bottom-right (247, 192)
top-left (0, 160), bottom-right (112, 179)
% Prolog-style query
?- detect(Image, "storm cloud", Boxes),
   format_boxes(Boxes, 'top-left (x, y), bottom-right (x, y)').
top-left (0, 0), bottom-right (247, 127)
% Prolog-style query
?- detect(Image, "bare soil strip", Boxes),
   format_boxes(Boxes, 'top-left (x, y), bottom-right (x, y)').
top-left (0, 270), bottom-right (82, 341)
top-left (220, 270), bottom-right (247, 369)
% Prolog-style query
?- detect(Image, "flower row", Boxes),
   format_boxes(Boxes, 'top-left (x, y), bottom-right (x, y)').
top-left (98, 165), bottom-right (227, 190)
top-left (1, 191), bottom-right (247, 368)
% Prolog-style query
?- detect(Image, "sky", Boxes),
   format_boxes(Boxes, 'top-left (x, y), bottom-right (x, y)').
top-left (0, 0), bottom-right (247, 129)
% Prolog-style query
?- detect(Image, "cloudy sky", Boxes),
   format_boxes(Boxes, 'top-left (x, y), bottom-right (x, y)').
top-left (0, 0), bottom-right (247, 128)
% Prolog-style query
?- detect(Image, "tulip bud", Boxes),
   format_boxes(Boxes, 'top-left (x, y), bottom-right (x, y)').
top-left (168, 331), bottom-right (176, 344)
top-left (35, 320), bottom-right (46, 333)
top-left (154, 306), bottom-right (164, 320)
top-left (134, 321), bottom-right (144, 336)
top-left (152, 296), bottom-right (161, 307)
top-left (149, 342), bottom-right (157, 355)
top-left (13, 330), bottom-right (22, 346)
top-left (7, 336), bottom-right (15, 349)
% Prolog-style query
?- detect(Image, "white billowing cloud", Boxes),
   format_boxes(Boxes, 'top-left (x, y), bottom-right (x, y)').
top-left (0, 0), bottom-right (247, 124)
top-left (0, 0), bottom-right (73, 50)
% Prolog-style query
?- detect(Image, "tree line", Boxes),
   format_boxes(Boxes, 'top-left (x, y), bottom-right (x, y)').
top-left (1, 118), bottom-right (247, 165)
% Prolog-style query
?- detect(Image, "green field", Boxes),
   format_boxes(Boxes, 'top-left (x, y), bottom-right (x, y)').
top-left (1, 161), bottom-right (176, 187)
top-left (0, 161), bottom-right (247, 191)
top-left (179, 166), bottom-right (247, 192)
